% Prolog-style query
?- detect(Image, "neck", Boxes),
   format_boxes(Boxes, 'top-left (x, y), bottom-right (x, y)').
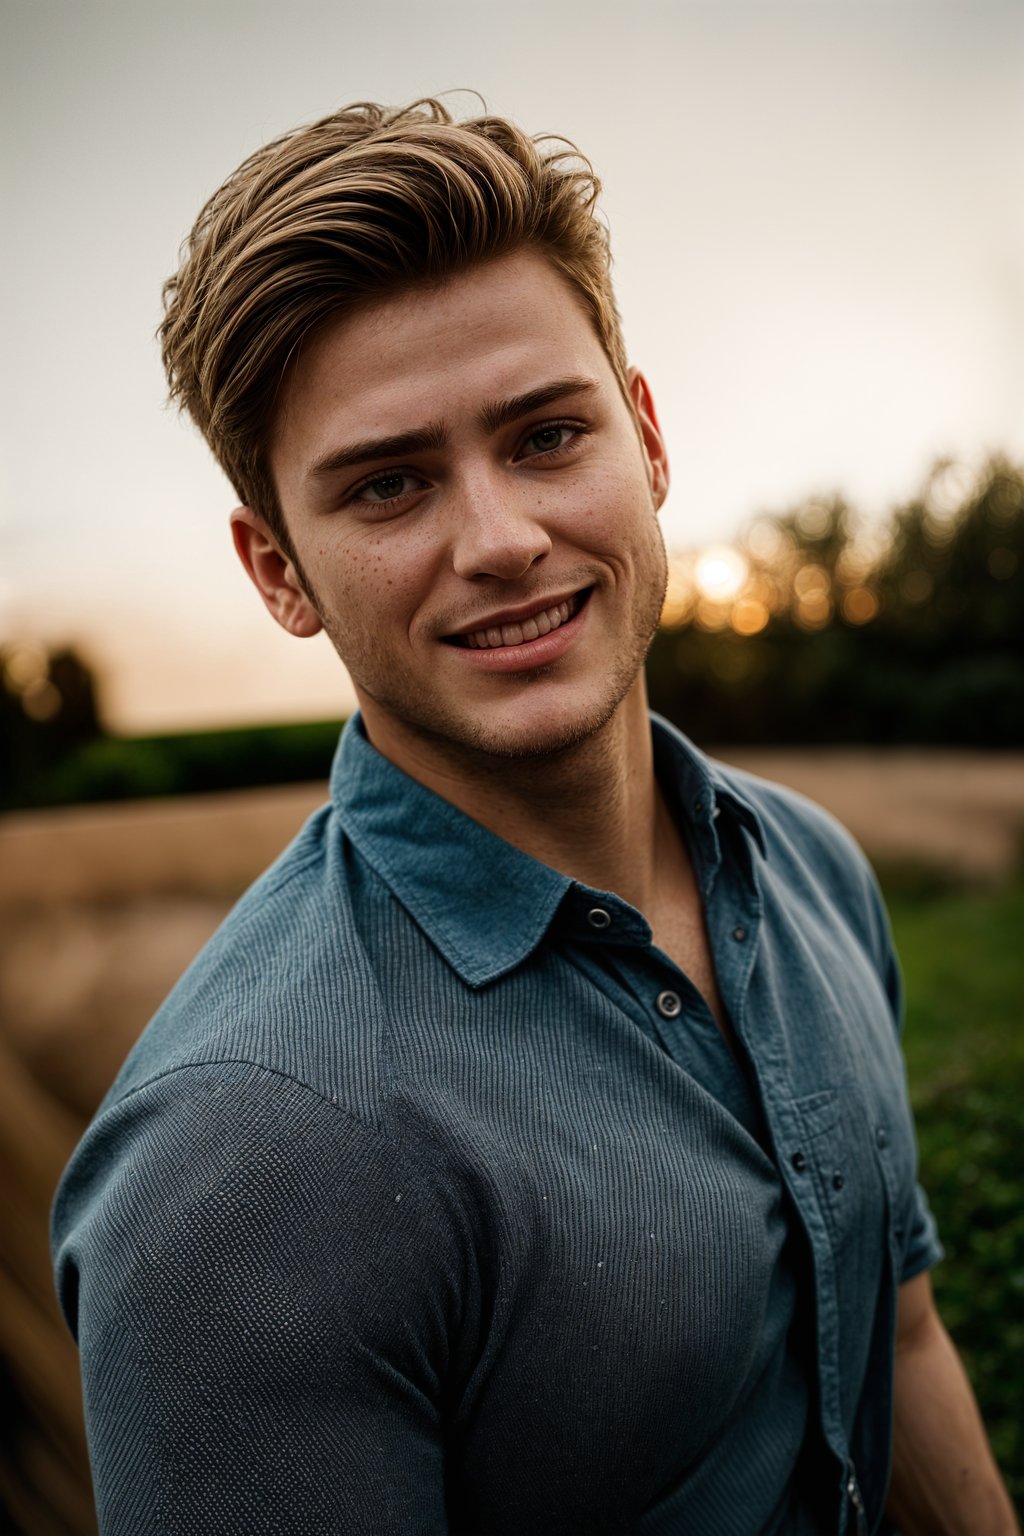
top-left (364, 680), bottom-right (665, 911)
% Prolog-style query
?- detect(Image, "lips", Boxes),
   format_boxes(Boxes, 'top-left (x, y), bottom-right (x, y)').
top-left (447, 590), bottom-right (589, 650)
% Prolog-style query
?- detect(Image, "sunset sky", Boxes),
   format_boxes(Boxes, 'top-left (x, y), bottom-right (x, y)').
top-left (3, 0), bottom-right (1023, 731)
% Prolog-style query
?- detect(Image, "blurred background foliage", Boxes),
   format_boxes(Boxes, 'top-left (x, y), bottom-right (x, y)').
top-left (648, 451), bottom-right (1024, 746)
top-left (3, 452), bottom-right (1022, 812)
top-left (884, 868), bottom-right (1024, 1502)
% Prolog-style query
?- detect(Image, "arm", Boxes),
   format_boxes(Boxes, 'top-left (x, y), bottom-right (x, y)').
top-left (885, 1271), bottom-right (1019, 1536)
top-left (54, 1064), bottom-right (461, 1534)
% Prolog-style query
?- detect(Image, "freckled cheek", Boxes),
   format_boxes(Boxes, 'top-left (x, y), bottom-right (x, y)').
top-left (311, 534), bottom-right (435, 616)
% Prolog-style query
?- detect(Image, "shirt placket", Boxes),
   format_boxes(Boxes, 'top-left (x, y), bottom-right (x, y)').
top-left (557, 797), bottom-right (857, 1529)
top-left (715, 858), bottom-right (855, 1527)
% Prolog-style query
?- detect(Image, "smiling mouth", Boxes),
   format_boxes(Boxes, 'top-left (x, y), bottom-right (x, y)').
top-left (447, 589), bottom-right (592, 650)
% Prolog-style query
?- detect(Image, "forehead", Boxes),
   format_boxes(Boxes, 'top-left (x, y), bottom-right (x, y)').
top-left (270, 249), bottom-right (617, 477)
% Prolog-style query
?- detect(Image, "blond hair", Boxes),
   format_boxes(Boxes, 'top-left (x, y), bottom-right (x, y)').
top-left (160, 97), bottom-right (629, 546)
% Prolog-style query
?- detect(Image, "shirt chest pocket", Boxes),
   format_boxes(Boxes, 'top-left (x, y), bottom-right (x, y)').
top-left (787, 985), bottom-right (922, 1275)
top-left (792, 1088), bottom-right (891, 1261)
top-left (790, 1078), bottom-right (916, 1427)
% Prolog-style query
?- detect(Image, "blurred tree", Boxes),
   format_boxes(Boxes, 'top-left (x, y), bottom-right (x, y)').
top-left (876, 457), bottom-right (1024, 644)
top-left (647, 455), bottom-right (1024, 747)
top-left (1, 646), bottom-right (102, 808)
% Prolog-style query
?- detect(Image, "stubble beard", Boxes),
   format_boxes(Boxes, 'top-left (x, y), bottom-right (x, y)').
top-left (311, 524), bottom-right (669, 773)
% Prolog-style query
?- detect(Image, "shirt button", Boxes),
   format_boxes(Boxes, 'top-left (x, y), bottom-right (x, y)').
top-left (791, 1151), bottom-right (807, 1172)
top-left (587, 907), bottom-right (612, 931)
top-left (832, 1171), bottom-right (845, 1191)
top-left (656, 990), bottom-right (682, 1019)
top-left (732, 925), bottom-right (747, 943)
top-left (876, 1126), bottom-right (889, 1150)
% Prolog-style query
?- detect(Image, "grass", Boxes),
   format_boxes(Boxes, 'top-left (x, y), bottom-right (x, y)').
top-left (882, 869), bottom-right (1024, 1502)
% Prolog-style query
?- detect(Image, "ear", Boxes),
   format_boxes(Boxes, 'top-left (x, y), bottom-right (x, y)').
top-left (627, 367), bottom-right (670, 510)
top-left (230, 507), bottom-right (323, 638)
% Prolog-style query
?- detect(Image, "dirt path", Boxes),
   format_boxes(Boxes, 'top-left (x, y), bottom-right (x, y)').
top-left (719, 748), bottom-right (1024, 882)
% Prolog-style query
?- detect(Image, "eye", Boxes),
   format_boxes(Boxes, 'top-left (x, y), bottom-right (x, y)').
top-left (352, 470), bottom-right (425, 505)
top-left (517, 423), bottom-right (580, 460)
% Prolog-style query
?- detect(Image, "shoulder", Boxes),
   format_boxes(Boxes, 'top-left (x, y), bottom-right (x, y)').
top-left (51, 1052), bottom-right (472, 1353)
top-left (719, 758), bottom-right (868, 875)
top-left (50, 791), bottom-right (471, 1317)
top-left (711, 756), bottom-right (895, 979)
top-left (97, 799), bottom-right (394, 1124)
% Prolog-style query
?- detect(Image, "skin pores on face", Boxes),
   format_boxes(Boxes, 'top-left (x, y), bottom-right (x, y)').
top-left (265, 248), bottom-right (670, 781)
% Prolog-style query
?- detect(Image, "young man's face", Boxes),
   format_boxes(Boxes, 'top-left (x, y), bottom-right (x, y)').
top-left (235, 247), bottom-right (669, 774)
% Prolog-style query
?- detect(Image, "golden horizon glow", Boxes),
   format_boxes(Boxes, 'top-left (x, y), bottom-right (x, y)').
top-left (694, 546), bottom-right (749, 604)
top-left (841, 587), bottom-right (880, 625)
top-left (731, 597), bottom-right (770, 636)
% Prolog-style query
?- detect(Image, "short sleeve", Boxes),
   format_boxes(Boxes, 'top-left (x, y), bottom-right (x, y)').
top-left (53, 1061), bottom-right (469, 1535)
top-left (863, 869), bottom-right (944, 1284)
top-left (899, 1179), bottom-right (944, 1283)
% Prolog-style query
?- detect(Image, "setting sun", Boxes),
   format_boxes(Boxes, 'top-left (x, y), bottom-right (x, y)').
top-left (694, 546), bottom-right (749, 603)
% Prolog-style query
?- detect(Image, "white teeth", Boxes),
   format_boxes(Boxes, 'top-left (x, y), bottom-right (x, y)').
top-left (462, 597), bottom-right (577, 650)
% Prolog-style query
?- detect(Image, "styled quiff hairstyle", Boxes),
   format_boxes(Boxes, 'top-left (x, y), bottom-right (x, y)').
top-left (160, 96), bottom-right (629, 548)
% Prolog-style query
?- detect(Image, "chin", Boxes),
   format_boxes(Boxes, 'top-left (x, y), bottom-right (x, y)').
top-left (410, 681), bottom-right (639, 768)
top-left (352, 630), bottom-right (654, 773)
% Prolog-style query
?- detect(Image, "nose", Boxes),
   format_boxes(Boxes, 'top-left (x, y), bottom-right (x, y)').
top-left (450, 476), bottom-right (553, 581)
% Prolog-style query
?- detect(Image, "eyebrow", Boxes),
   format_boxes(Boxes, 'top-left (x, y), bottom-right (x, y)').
top-left (307, 421), bottom-right (447, 480)
top-left (478, 375), bottom-right (600, 435)
top-left (306, 374), bottom-right (600, 482)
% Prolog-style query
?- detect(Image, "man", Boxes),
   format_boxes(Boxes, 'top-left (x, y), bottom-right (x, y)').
top-left (52, 99), bottom-right (1016, 1534)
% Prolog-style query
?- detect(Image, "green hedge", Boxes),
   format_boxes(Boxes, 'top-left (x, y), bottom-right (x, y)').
top-left (885, 871), bottom-right (1024, 1501)
top-left (4, 719), bottom-right (345, 811)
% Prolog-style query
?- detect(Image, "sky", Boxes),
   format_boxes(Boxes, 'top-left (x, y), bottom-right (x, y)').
top-left (3, 0), bottom-right (1023, 731)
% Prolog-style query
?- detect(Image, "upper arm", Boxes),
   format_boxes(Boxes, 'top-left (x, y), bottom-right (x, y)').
top-left (895, 1270), bottom-right (942, 1352)
top-left (55, 1063), bottom-right (463, 1534)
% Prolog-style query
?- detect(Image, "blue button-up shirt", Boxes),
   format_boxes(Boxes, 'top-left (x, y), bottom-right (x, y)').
top-left (53, 713), bottom-right (940, 1535)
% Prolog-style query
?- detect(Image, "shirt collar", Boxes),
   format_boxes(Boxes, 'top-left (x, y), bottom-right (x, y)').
top-left (649, 711), bottom-right (768, 869)
top-left (331, 712), bottom-right (766, 988)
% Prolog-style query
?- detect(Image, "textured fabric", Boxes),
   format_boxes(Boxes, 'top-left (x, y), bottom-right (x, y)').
top-left (52, 713), bottom-right (941, 1535)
